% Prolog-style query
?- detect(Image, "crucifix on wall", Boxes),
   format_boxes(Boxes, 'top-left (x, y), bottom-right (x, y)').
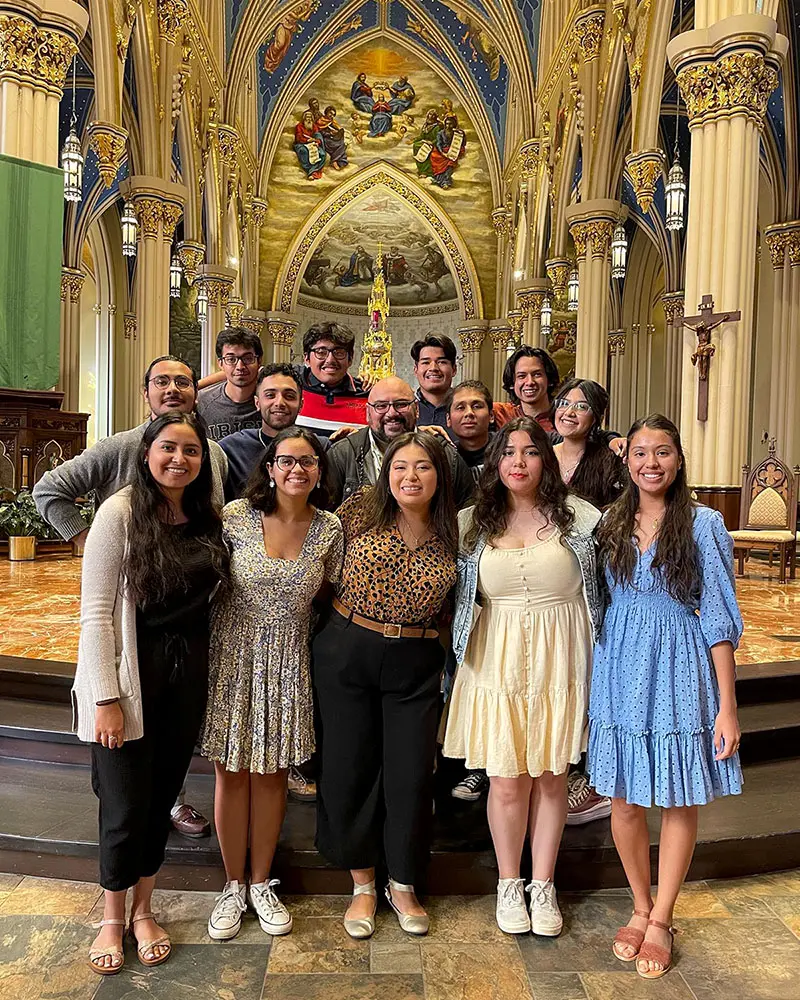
top-left (682, 294), bottom-right (741, 421)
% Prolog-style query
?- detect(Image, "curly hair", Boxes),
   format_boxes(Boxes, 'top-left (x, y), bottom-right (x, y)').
top-left (356, 431), bottom-right (458, 555)
top-left (597, 414), bottom-right (700, 604)
top-left (122, 413), bottom-right (229, 605)
top-left (464, 416), bottom-right (575, 549)
top-left (244, 426), bottom-right (329, 514)
top-left (501, 346), bottom-right (560, 403)
top-left (555, 378), bottom-right (623, 509)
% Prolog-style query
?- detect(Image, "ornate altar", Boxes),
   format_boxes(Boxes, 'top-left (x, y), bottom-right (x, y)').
top-left (0, 388), bottom-right (89, 494)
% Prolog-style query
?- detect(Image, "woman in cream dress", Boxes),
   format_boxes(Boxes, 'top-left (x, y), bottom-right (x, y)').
top-left (444, 417), bottom-right (604, 937)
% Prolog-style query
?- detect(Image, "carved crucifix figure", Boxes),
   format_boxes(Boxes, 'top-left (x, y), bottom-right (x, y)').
top-left (682, 294), bottom-right (741, 421)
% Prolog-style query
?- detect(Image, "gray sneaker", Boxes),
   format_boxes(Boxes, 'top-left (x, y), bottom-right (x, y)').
top-left (249, 879), bottom-right (292, 936)
top-left (527, 878), bottom-right (563, 936)
top-left (208, 880), bottom-right (247, 940)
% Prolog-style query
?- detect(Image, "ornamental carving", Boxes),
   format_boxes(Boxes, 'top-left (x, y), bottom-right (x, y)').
top-left (88, 123), bottom-right (128, 188)
top-left (545, 259), bottom-right (571, 295)
top-left (661, 292), bottom-right (685, 325)
top-left (134, 197), bottom-right (164, 239)
top-left (625, 149), bottom-right (665, 214)
top-left (217, 125), bottom-right (241, 170)
top-left (269, 321), bottom-right (297, 347)
top-left (518, 139), bottom-right (541, 180)
top-left (507, 309), bottom-right (525, 339)
top-left (177, 241), bottom-right (205, 284)
top-left (570, 222), bottom-right (590, 258)
top-left (60, 268), bottom-right (84, 304)
top-left (490, 325), bottom-right (513, 351)
top-left (161, 203), bottom-right (183, 242)
top-left (226, 298), bottom-right (245, 328)
top-left (516, 290), bottom-right (546, 316)
top-left (158, 0), bottom-right (189, 44)
top-left (250, 198), bottom-right (268, 229)
top-left (0, 15), bottom-right (77, 90)
top-left (677, 52), bottom-right (778, 128)
top-left (241, 316), bottom-right (266, 337)
top-left (280, 171), bottom-right (476, 318)
top-left (764, 231), bottom-right (788, 270)
top-left (123, 313), bottom-right (137, 340)
top-left (491, 207), bottom-right (512, 238)
top-left (204, 276), bottom-right (233, 307)
top-left (787, 233), bottom-right (800, 268)
top-left (457, 326), bottom-right (487, 353)
top-left (574, 10), bottom-right (605, 62)
top-left (571, 219), bottom-right (614, 258)
top-left (607, 333), bottom-right (626, 357)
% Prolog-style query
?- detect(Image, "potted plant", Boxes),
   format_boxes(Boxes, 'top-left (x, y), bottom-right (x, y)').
top-left (0, 489), bottom-right (51, 561)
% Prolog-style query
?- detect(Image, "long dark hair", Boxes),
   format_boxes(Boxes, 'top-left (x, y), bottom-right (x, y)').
top-left (465, 417), bottom-right (575, 549)
top-left (598, 414), bottom-right (700, 604)
top-left (555, 378), bottom-right (623, 509)
top-left (245, 426), bottom-right (329, 514)
top-left (357, 431), bottom-right (458, 555)
top-left (123, 412), bottom-right (229, 605)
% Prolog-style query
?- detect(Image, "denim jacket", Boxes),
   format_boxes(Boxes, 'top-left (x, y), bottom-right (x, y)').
top-left (450, 498), bottom-right (605, 668)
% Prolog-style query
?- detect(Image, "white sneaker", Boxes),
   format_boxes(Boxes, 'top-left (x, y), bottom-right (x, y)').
top-left (208, 880), bottom-right (247, 940)
top-left (249, 879), bottom-right (292, 936)
top-left (527, 878), bottom-right (563, 936)
top-left (496, 877), bottom-right (531, 934)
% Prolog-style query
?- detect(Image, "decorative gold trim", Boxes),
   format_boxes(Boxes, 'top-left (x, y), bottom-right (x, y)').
top-left (517, 139), bottom-right (541, 180)
top-left (490, 323), bottom-right (513, 351)
top-left (457, 325), bottom-right (487, 353)
top-left (60, 268), bottom-right (84, 304)
top-left (574, 8), bottom-right (605, 62)
top-left (269, 320), bottom-right (297, 347)
top-left (570, 219), bottom-right (614, 258)
top-left (607, 332), bottom-right (626, 357)
top-left (88, 122), bottom-right (128, 189)
top-left (123, 312), bottom-right (137, 340)
top-left (661, 292), bottom-right (685, 325)
top-left (161, 203), bottom-right (183, 243)
top-left (677, 52), bottom-right (778, 128)
top-left (0, 14), bottom-right (77, 90)
top-left (491, 207), bottom-right (512, 238)
top-left (204, 276), bottom-right (233, 307)
top-left (250, 197), bottom-right (268, 229)
top-left (787, 233), bottom-right (800, 269)
top-left (158, 0), bottom-right (189, 45)
top-left (176, 240), bottom-right (205, 283)
top-left (625, 149), bottom-right (665, 214)
top-left (134, 197), bottom-right (165, 240)
top-left (545, 258), bottom-right (571, 295)
top-left (516, 289), bottom-right (546, 316)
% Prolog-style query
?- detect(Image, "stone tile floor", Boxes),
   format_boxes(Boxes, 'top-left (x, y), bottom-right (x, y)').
top-left (1, 555), bottom-right (798, 665)
top-left (0, 870), bottom-right (798, 999)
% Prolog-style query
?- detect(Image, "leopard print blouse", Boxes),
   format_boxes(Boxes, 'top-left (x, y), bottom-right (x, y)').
top-left (336, 489), bottom-right (456, 625)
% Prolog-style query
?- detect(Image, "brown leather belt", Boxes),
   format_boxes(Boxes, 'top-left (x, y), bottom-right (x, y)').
top-left (332, 596), bottom-right (438, 639)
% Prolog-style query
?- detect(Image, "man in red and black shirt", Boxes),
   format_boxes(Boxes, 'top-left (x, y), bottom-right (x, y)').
top-left (492, 345), bottom-right (561, 433)
top-left (295, 321), bottom-right (368, 438)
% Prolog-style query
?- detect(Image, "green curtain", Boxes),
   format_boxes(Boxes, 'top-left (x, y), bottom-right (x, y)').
top-left (0, 154), bottom-right (63, 389)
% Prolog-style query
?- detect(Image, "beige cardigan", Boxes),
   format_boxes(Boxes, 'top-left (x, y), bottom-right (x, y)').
top-left (72, 487), bottom-right (143, 743)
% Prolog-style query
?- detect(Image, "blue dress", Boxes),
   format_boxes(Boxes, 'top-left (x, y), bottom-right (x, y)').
top-left (587, 506), bottom-right (743, 808)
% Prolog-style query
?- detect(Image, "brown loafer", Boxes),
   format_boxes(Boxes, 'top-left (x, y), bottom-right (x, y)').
top-left (170, 803), bottom-right (210, 838)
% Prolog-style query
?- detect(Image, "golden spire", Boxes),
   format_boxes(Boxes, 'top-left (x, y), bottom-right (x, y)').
top-left (359, 242), bottom-right (396, 381)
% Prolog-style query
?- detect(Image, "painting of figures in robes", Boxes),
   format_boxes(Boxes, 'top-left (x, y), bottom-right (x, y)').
top-left (298, 191), bottom-right (458, 308)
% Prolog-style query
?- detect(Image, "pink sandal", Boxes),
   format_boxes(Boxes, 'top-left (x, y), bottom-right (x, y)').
top-left (636, 918), bottom-right (676, 979)
top-left (88, 917), bottom-right (125, 975)
top-left (612, 907), bottom-right (651, 962)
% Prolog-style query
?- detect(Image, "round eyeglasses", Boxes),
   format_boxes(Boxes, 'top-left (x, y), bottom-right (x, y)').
top-left (273, 455), bottom-right (320, 471)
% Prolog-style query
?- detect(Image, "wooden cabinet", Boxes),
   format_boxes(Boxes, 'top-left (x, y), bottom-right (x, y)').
top-left (0, 388), bottom-right (89, 494)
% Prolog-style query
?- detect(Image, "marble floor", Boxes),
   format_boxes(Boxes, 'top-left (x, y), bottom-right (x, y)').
top-left (0, 554), bottom-right (798, 665)
top-left (0, 870), bottom-right (799, 1000)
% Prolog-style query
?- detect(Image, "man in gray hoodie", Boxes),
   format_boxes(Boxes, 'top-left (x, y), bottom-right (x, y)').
top-left (33, 354), bottom-right (227, 839)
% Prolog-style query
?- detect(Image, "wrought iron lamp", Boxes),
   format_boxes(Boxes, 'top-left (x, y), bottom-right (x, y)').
top-left (121, 201), bottom-right (138, 257)
top-left (196, 282), bottom-right (208, 323)
top-left (611, 221), bottom-right (627, 278)
top-left (666, 0), bottom-right (687, 232)
top-left (61, 58), bottom-right (83, 203)
top-left (567, 267), bottom-right (579, 311)
top-left (170, 254), bottom-right (182, 298)
top-left (540, 295), bottom-right (552, 338)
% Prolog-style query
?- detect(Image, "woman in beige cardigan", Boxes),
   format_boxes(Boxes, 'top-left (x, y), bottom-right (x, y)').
top-left (73, 413), bottom-right (229, 975)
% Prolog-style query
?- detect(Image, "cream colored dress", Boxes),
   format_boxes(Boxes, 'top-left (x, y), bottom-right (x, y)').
top-left (443, 529), bottom-right (593, 778)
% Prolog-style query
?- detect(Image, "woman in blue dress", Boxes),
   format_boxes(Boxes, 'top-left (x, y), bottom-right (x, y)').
top-left (587, 414), bottom-right (742, 981)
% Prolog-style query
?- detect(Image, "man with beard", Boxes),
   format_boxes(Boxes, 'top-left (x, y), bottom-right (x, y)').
top-left (411, 334), bottom-right (457, 431)
top-left (219, 363), bottom-right (326, 501)
top-left (326, 376), bottom-right (474, 508)
top-left (296, 322), bottom-right (368, 436)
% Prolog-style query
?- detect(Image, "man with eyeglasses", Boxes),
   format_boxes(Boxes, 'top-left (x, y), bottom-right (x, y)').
top-left (326, 375), bottom-right (474, 508)
top-left (33, 355), bottom-right (228, 840)
top-left (196, 328), bottom-right (263, 441)
top-left (295, 322), bottom-right (368, 437)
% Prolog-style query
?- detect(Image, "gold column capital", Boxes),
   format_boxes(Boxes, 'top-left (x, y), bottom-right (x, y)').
top-left (607, 332), bottom-right (626, 357)
top-left (176, 240), bottom-right (205, 284)
top-left (456, 322), bottom-right (488, 353)
top-left (517, 138), bottom-right (543, 180)
top-left (241, 310), bottom-right (267, 337)
top-left (133, 197), bottom-right (165, 239)
top-left (625, 149), bottom-right (666, 214)
top-left (216, 124), bottom-right (242, 170)
top-left (787, 232), bottom-right (800, 268)
top-left (676, 52), bottom-right (778, 128)
top-left (161, 202), bottom-right (183, 243)
top-left (574, 8), bottom-right (605, 62)
top-left (60, 267), bottom-right (85, 303)
top-left (545, 258), bottom-right (571, 295)
top-left (661, 291), bottom-right (685, 324)
top-left (516, 287), bottom-right (547, 317)
top-left (491, 207), bottom-right (512, 238)
top-left (0, 13), bottom-right (78, 91)
top-left (157, 0), bottom-right (189, 45)
top-left (570, 218), bottom-right (614, 259)
top-left (267, 316), bottom-right (297, 348)
top-left (87, 121), bottom-right (128, 188)
top-left (123, 312), bottom-right (137, 340)
top-left (489, 322), bottom-right (513, 351)
top-left (203, 275), bottom-right (234, 307)
top-left (250, 197), bottom-right (267, 229)
top-left (226, 297), bottom-right (245, 328)
top-left (764, 229), bottom-right (788, 270)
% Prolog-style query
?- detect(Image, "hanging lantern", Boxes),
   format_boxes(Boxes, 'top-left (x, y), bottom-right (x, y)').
top-left (62, 128), bottom-right (83, 203)
top-left (611, 222), bottom-right (627, 279)
top-left (121, 200), bottom-right (138, 257)
top-left (665, 159), bottom-right (686, 231)
top-left (196, 282), bottom-right (208, 322)
top-left (567, 268), bottom-right (579, 311)
top-left (540, 295), bottom-right (552, 336)
top-left (170, 254), bottom-right (182, 298)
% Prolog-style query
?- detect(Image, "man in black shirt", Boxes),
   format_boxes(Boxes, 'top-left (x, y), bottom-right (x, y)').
top-left (411, 334), bottom-right (458, 431)
top-left (445, 379), bottom-right (494, 484)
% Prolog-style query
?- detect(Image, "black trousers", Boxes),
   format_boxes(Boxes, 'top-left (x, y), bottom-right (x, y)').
top-left (91, 645), bottom-right (208, 892)
top-left (312, 611), bottom-right (443, 885)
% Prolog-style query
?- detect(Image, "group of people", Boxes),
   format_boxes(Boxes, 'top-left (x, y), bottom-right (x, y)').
top-left (33, 323), bottom-right (744, 984)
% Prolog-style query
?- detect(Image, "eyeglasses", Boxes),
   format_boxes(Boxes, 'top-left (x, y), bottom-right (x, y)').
top-left (309, 346), bottom-right (349, 361)
top-left (555, 398), bottom-right (592, 413)
top-left (147, 374), bottom-right (194, 390)
top-left (367, 400), bottom-right (414, 414)
top-left (273, 455), bottom-right (320, 471)
top-left (221, 353), bottom-right (258, 367)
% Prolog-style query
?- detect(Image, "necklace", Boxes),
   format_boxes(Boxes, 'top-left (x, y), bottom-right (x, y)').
top-left (398, 513), bottom-right (429, 548)
top-left (637, 510), bottom-right (665, 533)
top-left (258, 428), bottom-right (271, 449)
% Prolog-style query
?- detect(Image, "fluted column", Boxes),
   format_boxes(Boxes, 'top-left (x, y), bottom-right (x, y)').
top-left (59, 267), bottom-right (84, 409)
top-left (491, 208), bottom-right (512, 318)
top-left (765, 224), bottom-right (800, 466)
top-left (607, 331), bottom-right (627, 431)
top-left (241, 309), bottom-right (267, 350)
top-left (267, 312), bottom-right (298, 364)
top-left (456, 320), bottom-right (488, 382)
top-left (661, 292), bottom-right (685, 423)
top-left (668, 12), bottom-right (787, 484)
top-left (516, 281), bottom-right (549, 347)
top-left (489, 320), bottom-right (512, 400)
top-left (197, 265), bottom-right (236, 375)
top-left (567, 200), bottom-right (619, 385)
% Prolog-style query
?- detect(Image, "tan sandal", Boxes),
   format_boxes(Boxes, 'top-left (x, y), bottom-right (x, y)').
top-left (130, 911), bottom-right (172, 967)
top-left (612, 907), bottom-right (651, 962)
top-left (89, 917), bottom-right (126, 976)
top-left (636, 918), bottom-right (676, 979)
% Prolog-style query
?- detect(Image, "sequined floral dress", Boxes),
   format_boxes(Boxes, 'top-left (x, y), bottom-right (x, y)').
top-left (201, 499), bottom-right (343, 774)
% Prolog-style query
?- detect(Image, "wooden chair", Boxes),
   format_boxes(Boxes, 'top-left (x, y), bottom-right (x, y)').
top-left (730, 440), bottom-right (799, 584)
